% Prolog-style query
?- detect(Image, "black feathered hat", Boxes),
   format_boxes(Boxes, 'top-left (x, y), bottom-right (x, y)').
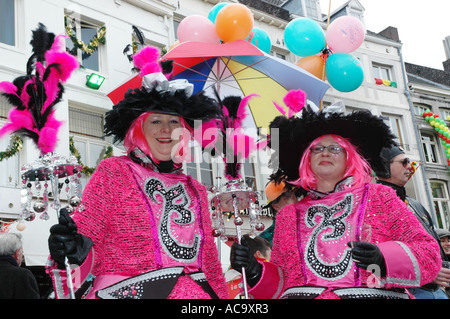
top-left (268, 107), bottom-right (397, 184)
top-left (104, 73), bottom-right (222, 144)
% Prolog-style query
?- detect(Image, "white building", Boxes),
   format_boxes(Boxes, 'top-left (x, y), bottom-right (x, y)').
top-left (0, 0), bottom-right (447, 272)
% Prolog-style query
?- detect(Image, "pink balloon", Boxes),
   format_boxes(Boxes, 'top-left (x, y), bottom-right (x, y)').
top-left (177, 15), bottom-right (220, 44)
top-left (326, 16), bottom-right (365, 53)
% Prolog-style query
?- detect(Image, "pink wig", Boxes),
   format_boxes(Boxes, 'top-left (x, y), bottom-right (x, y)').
top-left (293, 134), bottom-right (373, 191)
top-left (123, 112), bottom-right (192, 163)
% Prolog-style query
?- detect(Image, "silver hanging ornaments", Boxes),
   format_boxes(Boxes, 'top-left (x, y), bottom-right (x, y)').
top-left (17, 153), bottom-right (83, 231)
top-left (210, 178), bottom-right (265, 239)
top-left (210, 177), bottom-right (265, 299)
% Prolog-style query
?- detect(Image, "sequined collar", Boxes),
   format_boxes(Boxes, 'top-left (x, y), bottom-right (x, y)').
top-left (129, 148), bottom-right (183, 174)
top-left (308, 176), bottom-right (354, 199)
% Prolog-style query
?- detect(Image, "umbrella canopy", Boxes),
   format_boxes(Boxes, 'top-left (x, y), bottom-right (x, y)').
top-left (161, 40), bottom-right (330, 131)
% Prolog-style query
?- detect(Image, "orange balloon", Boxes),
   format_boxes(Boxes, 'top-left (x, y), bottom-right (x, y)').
top-left (295, 55), bottom-right (325, 79)
top-left (215, 4), bottom-right (254, 43)
top-left (168, 40), bottom-right (180, 51)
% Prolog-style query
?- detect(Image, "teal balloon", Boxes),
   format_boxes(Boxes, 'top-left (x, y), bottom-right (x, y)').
top-left (247, 27), bottom-right (271, 53)
top-left (208, 3), bottom-right (229, 24)
top-left (284, 17), bottom-right (325, 57)
top-left (326, 53), bottom-right (364, 92)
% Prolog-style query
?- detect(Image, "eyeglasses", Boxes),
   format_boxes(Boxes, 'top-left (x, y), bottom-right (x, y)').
top-left (391, 158), bottom-right (411, 167)
top-left (310, 144), bottom-right (345, 154)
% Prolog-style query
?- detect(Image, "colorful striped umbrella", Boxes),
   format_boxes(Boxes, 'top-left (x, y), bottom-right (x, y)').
top-left (161, 40), bottom-right (330, 131)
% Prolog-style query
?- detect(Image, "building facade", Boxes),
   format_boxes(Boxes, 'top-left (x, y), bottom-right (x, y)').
top-left (406, 62), bottom-right (450, 229)
top-left (0, 0), bottom-right (448, 267)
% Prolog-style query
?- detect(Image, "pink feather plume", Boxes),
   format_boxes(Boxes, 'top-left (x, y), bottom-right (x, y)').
top-left (45, 51), bottom-right (79, 82)
top-left (0, 25), bottom-right (79, 154)
top-left (0, 82), bottom-right (18, 96)
top-left (38, 127), bottom-right (59, 154)
top-left (20, 79), bottom-right (35, 111)
top-left (272, 101), bottom-right (287, 116)
top-left (50, 34), bottom-right (67, 52)
top-left (37, 112), bottom-right (63, 153)
top-left (233, 93), bottom-right (259, 128)
top-left (133, 46), bottom-right (162, 77)
top-left (0, 109), bottom-right (36, 138)
top-left (228, 130), bottom-right (256, 159)
top-left (193, 119), bottom-right (220, 148)
top-left (283, 89), bottom-right (306, 114)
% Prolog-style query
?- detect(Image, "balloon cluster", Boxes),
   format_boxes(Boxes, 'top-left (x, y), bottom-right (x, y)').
top-left (286, 16), bottom-right (366, 92)
top-left (174, 3), bottom-right (272, 53)
top-left (175, 4), bottom-right (365, 92)
top-left (422, 110), bottom-right (450, 168)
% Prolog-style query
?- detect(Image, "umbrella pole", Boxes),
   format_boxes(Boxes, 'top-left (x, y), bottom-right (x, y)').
top-left (216, 58), bottom-right (221, 96)
top-left (327, 0), bottom-right (332, 28)
top-left (232, 194), bottom-right (250, 299)
top-left (320, 0), bottom-right (333, 111)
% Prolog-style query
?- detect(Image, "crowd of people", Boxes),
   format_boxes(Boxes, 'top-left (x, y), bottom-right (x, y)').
top-left (1, 45), bottom-right (449, 300)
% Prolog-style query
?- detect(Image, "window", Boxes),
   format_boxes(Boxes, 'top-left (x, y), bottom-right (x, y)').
top-left (440, 108), bottom-right (450, 121)
top-left (275, 52), bottom-right (286, 60)
top-left (0, 0), bottom-right (15, 46)
top-left (344, 105), bottom-right (364, 114)
top-left (69, 107), bottom-right (108, 186)
top-left (243, 159), bottom-right (257, 191)
top-left (72, 138), bottom-right (109, 187)
top-left (173, 19), bottom-right (180, 40)
top-left (382, 114), bottom-right (407, 150)
top-left (421, 133), bottom-right (439, 164)
top-left (69, 107), bottom-right (104, 139)
top-left (372, 64), bottom-right (392, 81)
top-left (185, 162), bottom-right (197, 177)
top-left (305, 0), bottom-right (320, 19)
top-left (0, 97), bottom-right (19, 187)
top-left (413, 103), bottom-right (430, 116)
top-left (199, 159), bottom-right (213, 188)
top-left (66, 17), bottom-right (103, 71)
top-left (430, 180), bottom-right (450, 229)
top-left (0, 133), bottom-right (20, 188)
top-left (0, 96), bottom-right (10, 119)
top-left (185, 147), bottom-right (214, 188)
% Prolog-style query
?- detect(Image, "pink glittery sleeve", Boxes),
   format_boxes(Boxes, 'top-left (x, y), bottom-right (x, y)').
top-left (248, 261), bottom-right (284, 299)
top-left (46, 249), bottom-right (95, 299)
top-left (365, 184), bottom-right (442, 288)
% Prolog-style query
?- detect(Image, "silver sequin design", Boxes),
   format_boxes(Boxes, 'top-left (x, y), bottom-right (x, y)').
top-left (305, 194), bottom-right (353, 280)
top-left (145, 178), bottom-right (200, 262)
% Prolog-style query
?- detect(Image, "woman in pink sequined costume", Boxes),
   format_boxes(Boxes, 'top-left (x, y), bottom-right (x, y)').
top-left (47, 69), bottom-right (228, 299)
top-left (231, 108), bottom-right (441, 299)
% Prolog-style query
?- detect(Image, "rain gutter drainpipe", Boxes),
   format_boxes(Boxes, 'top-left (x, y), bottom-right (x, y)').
top-left (398, 47), bottom-right (438, 226)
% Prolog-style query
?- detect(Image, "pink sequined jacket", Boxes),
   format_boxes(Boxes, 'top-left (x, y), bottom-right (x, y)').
top-left (248, 183), bottom-right (442, 299)
top-left (47, 156), bottom-right (228, 299)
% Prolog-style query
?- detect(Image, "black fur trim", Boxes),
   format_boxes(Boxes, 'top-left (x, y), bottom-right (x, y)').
top-left (104, 86), bottom-right (222, 143)
top-left (268, 107), bottom-right (397, 182)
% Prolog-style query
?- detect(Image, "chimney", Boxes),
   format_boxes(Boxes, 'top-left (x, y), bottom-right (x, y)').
top-left (443, 59), bottom-right (450, 73)
top-left (443, 36), bottom-right (450, 72)
top-left (378, 26), bottom-right (400, 41)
